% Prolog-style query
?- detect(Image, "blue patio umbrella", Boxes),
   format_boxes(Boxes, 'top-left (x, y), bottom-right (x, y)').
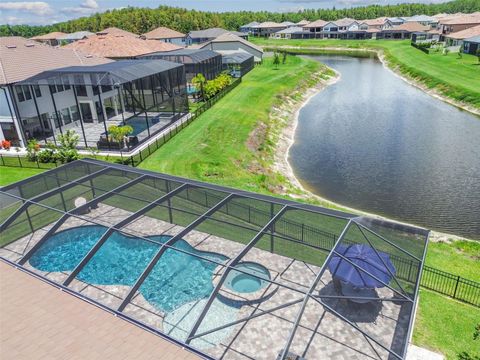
top-left (328, 244), bottom-right (396, 289)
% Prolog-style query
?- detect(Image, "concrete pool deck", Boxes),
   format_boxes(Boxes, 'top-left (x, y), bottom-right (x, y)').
top-left (0, 261), bottom-right (201, 360)
top-left (0, 203), bottom-right (414, 360)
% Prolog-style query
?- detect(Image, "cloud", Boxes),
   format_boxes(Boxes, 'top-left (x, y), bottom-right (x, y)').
top-left (81, 0), bottom-right (99, 10)
top-left (0, 1), bottom-right (53, 16)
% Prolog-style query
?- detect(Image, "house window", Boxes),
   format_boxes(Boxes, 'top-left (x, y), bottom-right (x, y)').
top-left (56, 81), bottom-right (64, 93)
top-left (101, 84), bottom-right (113, 93)
top-left (22, 86), bottom-right (32, 101)
top-left (15, 86), bottom-right (25, 102)
top-left (70, 105), bottom-right (80, 121)
top-left (41, 113), bottom-right (50, 129)
top-left (15, 85), bottom-right (34, 102)
top-left (33, 85), bottom-right (42, 98)
top-left (74, 75), bottom-right (87, 96)
top-left (61, 108), bottom-right (71, 125)
top-left (63, 78), bottom-right (71, 90)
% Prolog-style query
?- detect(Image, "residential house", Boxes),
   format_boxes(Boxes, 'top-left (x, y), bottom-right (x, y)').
top-left (387, 17), bottom-right (405, 26)
top-left (0, 36), bottom-right (109, 147)
top-left (322, 19), bottom-right (359, 39)
top-left (404, 15), bottom-right (438, 27)
top-left (411, 29), bottom-right (441, 44)
top-left (58, 31), bottom-right (94, 44)
top-left (463, 35), bottom-right (480, 54)
top-left (63, 34), bottom-right (181, 60)
top-left (359, 18), bottom-right (387, 31)
top-left (445, 25), bottom-right (480, 47)
top-left (142, 26), bottom-right (186, 46)
top-left (186, 28), bottom-right (247, 45)
top-left (439, 14), bottom-right (480, 37)
top-left (239, 22), bottom-right (260, 34)
top-left (377, 22), bottom-right (430, 40)
top-left (251, 22), bottom-right (287, 37)
top-left (303, 20), bottom-right (328, 38)
top-left (30, 32), bottom-right (67, 46)
top-left (199, 32), bottom-right (263, 62)
top-left (280, 21), bottom-right (297, 28)
top-left (270, 27), bottom-right (312, 39)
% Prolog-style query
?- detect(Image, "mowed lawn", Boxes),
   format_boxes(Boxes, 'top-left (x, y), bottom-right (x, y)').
top-left (0, 166), bottom-right (44, 186)
top-left (251, 38), bottom-right (480, 108)
top-left (139, 55), bottom-right (320, 192)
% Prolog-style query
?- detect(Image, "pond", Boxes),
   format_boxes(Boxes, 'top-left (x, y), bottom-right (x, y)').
top-left (289, 55), bottom-right (480, 239)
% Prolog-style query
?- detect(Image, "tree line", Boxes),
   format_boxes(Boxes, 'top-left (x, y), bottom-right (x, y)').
top-left (1, 0), bottom-right (479, 38)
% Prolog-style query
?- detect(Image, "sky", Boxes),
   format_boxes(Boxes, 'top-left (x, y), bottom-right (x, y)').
top-left (0, 0), bottom-right (449, 25)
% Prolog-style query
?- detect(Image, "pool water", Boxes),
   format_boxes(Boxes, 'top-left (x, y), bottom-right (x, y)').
top-left (225, 262), bottom-right (270, 293)
top-left (29, 225), bottom-right (228, 312)
top-left (125, 116), bottom-right (162, 135)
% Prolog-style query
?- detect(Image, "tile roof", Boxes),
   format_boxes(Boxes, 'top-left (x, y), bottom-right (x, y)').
top-left (240, 21), bottom-right (260, 28)
top-left (296, 20), bottom-right (310, 26)
top-left (255, 22), bottom-right (286, 29)
top-left (96, 27), bottom-right (138, 37)
top-left (206, 32), bottom-right (263, 52)
top-left (63, 34), bottom-right (181, 59)
top-left (440, 14), bottom-right (480, 25)
top-left (361, 18), bottom-right (387, 27)
top-left (30, 31), bottom-right (67, 40)
top-left (0, 36), bottom-right (111, 85)
top-left (446, 24), bottom-right (480, 40)
top-left (142, 26), bottom-right (185, 39)
top-left (389, 22), bottom-right (430, 32)
top-left (59, 31), bottom-right (95, 41)
top-left (404, 15), bottom-right (437, 22)
top-left (333, 18), bottom-right (357, 27)
top-left (303, 19), bottom-right (328, 28)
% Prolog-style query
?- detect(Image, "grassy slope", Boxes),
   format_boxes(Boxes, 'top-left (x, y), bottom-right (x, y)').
top-left (252, 38), bottom-right (480, 109)
top-left (414, 289), bottom-right (480, 359)
top-left (139, 55), bottom-right (320, 192)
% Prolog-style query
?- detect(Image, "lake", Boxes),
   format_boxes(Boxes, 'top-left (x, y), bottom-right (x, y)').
top-left (289, 54), bottom-right (480, 239)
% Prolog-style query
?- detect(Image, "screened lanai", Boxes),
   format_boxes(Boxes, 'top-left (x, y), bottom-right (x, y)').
top-left (222, 52), bottom-right (254, 78)
top-left (15, 60), bottom-right (188, 151)
top-left (139, 49), bottom-right (223, 83)
top-left (0, 159), bottom-right (429, 360)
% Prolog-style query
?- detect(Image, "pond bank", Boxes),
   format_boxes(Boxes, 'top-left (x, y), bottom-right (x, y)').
top-left (265, 45), bottom-right (480, 117)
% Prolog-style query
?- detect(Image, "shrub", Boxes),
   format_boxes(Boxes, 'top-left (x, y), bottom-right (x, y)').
top-left (107, 125), bottom-right (133, 145)
top-left (202, 73), bottom-right (233, 100)
top-left (37, 142), bottom-right (57, 163)
top-left (56, 130), bottom-right (79, 163)
top-left (26, 139), bottom-right (40, 161)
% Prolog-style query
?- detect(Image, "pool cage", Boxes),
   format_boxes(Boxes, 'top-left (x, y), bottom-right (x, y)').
top-left (13, 60), bottom-right (188, 151)
top-left (0, 159), bottom-right (429, 360)
top-left (139, 49), bottom-right (223, 83)
top-left (222, 52), bottom-right (255, 78)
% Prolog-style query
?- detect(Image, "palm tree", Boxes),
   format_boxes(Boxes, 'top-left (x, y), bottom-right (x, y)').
top-left (192, 73), bottom-right (206, 100)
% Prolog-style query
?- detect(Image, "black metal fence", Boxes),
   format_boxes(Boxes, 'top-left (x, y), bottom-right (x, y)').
top-left (183, 189), bottom-right (480, 307)
top-left (0, 77), bottom-right (242, 170)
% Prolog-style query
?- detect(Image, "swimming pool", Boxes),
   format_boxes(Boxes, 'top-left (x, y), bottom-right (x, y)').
top-left (225, 262), bottom-right (270, 293)
top-left (29, 225), bottom-right (228, 312)
top-left (124, 116), bottom-right (162, 135)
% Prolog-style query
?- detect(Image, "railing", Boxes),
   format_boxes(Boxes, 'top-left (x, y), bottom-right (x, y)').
top-left (0, 77), bottom-right (243, 169)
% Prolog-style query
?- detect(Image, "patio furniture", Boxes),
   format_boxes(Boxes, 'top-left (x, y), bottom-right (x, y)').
top-left (74, 197), bottom-right (90, 214)
top-left (340, 280), bottom-right (378, 304)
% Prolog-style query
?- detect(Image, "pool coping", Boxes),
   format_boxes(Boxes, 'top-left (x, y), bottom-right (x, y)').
top-left (0, 256), bottom-right (213, 360)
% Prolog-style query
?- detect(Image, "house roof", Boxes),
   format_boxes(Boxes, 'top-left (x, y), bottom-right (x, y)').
top-left (30, 31), bottom-right (67, 41)
top-left (58, 31), bottom-right (95, 41)
top-left (446, 25), bottom-right (480, 40)
top-left (404, 15), bottom-right (437, 23)
top-left (63, 34), bottom-right (181, 59)
top-left (0, 36), bottom-right (110, 85)
top-left (333, 18), bottom-right (357, 27)
top-left (389, 22), bottom-right (430, 32)
top-left (464, 35), bottom-right (480, 43)
top-left (142, 26), bottom-right (185, 39)
top-left (296, 20), bottom-right (310, 26)
top-left (255, 22), bottom-right (286, 29)
top-left (440, 14), bottom-right (480, 25)
top-left (280, 21), bottom-right (296, 26)
top-left (188, 28), bottom-right (244, 39)
top-left (200, 32), bottom-right (263, 53)
top-left (96, 27), bottom-right (138, 37)
top-left (274, 26), bottom-right (310, 34)
top-left (387, 17), bottom-right (405, 23)
top-left (18, 60), bottom-right (183, 86)
top-left (303, 19), bottom-right (328, 28)
top-left (240, 21), bottom-right (260, 28)
top-left (361, 18), bottom-right (387, 27)
top-left (139, 48), bottom-right (221, 63)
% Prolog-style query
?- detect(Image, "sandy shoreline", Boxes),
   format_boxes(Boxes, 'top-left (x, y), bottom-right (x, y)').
top-left (270, 57), bottom-right (474, 243)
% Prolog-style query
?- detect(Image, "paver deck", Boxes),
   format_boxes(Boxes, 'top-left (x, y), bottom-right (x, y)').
top-left (0, 261), bottom-right (202, 360)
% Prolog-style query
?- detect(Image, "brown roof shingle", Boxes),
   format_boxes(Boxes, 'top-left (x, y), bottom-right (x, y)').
top-left (0, 36), bottom-right (111, 85)
top-left (303, 19), bottom-right (328, 28)
top-left (96, 27), bottom-right (138, 37)
top-left (446, 24), bottom-right (480, 39)
top-left (30, 31), bottom-right (67, 41)
top-left (143, 26), bottom-right (185, 39)
top-left (63, 34), bottom-right (181, 59)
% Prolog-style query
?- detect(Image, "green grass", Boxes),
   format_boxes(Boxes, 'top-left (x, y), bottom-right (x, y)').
top-left (0, 166), bottom-right (45, 186)
top-left (414, 289), bottom-right (480, 359)
top-left (426, 240), bottom-right (480, 281)
top-left (252, 38), bottom-right (480, 110)
top-left (138, 55), bottom-right (324, 193)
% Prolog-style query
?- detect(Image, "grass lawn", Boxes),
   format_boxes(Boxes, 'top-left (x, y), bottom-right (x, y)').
top-left (251, 38), bottom-right (480, 110)
top-left (0, 166), bottom-right (45, 186)
top-left (414, 289), bottom-right (480, 359)
top-left (138, 55), bottom-right (323, 193)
